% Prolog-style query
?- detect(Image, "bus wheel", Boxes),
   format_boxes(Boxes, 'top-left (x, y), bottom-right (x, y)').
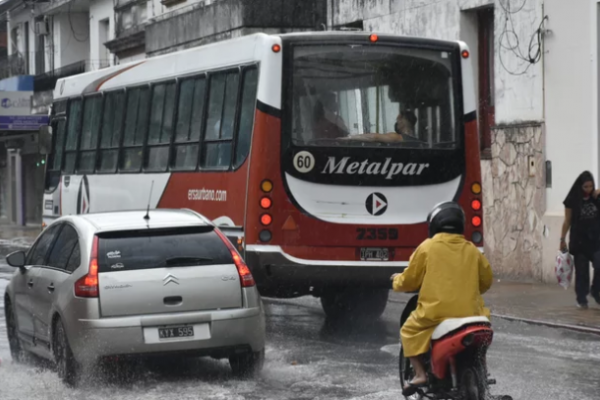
top-left (320, 288), bottom-right (389, 321)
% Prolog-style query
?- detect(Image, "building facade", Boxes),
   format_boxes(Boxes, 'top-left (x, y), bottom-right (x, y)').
top-left (1, 0), bottom-right (599, 283)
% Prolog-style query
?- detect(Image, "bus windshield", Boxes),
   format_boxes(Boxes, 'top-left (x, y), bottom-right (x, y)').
top-left (291, 44), bottom-right (458, 149)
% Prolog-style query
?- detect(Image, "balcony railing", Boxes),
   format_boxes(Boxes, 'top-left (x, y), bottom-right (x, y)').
top-left (34, 59), bottom-right (112, 92)
top-left (0, 52), bottom-right (29, 79)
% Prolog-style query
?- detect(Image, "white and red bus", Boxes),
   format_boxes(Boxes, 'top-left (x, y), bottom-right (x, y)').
top-left (42, 32), bottom-right (483, 319)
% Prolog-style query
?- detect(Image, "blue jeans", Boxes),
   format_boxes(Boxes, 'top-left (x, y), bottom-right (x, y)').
top-left (574, 252), bottom-right (600, 305)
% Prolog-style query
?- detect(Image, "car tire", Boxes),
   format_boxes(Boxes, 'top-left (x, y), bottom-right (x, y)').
top-left (4, 298), bottom-right (24, 363)
top-left (229, 349), bottom-right (265, 379)
top-left (321, 288), bottom-right (389, 321)
top-left (53, 318), bottom-right (80, 387)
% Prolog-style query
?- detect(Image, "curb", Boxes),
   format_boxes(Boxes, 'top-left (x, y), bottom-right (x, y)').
top-left (490, 313), bottom-right (600, 336)
top-left (389, 298), bottom-right (600, 336)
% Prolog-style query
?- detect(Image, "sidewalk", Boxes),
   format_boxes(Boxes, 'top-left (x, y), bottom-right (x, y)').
top-left (0, 224), bottom-right (40, 247)
top-left (389, 280), bottom-right (600, 335)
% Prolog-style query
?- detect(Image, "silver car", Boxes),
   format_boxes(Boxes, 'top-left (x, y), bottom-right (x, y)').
top-left (3, 209), bottom-right (266, 386)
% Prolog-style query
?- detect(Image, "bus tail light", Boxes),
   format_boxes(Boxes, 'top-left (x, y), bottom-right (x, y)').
top-left (471, 216), bottom-right (482, 228)
top-left (260, 197), bottom-right (272, 209)
top-left (75, 235), bottom-right (99, 298)
top-left (369, 34), bottom-right (379, 43)
top-left (260, 214), bottom-right (272, 226)
top-left (261, 180), bottom-right (273, 193)
top-left (472, 231), bottom-right (483, 244)
top-left (259, 230), bottom-right (272, 242)
top-left (462, 50), bottom-right (470, 59)
top-left (215, 229), bottom-right (255, 287)
top-left (471, 182), bottom-right (482, 195)
top-left (471, 199), bottom-right (482, 211)
top-left (272, 44), bottom-right (281, 53)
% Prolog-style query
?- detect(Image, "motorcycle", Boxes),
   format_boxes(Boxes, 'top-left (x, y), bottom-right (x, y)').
top-left (398, 295), bottom-right (512, 400)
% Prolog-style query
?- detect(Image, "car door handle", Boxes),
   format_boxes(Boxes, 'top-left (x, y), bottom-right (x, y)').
top-left (47, 284), bottom-right (55, 293)
top-left (27, 280), bottom-right (34, 288)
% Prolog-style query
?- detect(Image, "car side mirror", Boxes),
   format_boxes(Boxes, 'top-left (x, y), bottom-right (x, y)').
top-left (6, 251), bottom-right (26, 270)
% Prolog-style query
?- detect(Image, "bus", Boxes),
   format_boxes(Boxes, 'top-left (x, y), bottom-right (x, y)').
top-left (42, 32), bottom-right (483, 319)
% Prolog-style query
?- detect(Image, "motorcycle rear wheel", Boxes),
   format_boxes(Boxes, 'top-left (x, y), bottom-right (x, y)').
top-left (459, 363), bottom-right (488, 400)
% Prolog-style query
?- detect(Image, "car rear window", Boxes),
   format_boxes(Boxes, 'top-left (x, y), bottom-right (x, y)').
top-left (97, 226), bottom-right (233, 273)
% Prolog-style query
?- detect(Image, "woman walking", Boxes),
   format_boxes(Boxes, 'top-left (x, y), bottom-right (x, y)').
top-left (561, 171), bottom-right (600, 308)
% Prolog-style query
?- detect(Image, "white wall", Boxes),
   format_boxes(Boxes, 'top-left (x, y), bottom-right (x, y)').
top-left (89, 0), bottom-right (115, 69)
top-left (544, 0), bottom-right (597, 215)
top-left (53, 12), bottom-right (90, 70)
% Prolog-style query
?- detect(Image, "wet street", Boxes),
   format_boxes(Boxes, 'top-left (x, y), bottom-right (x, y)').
top-left (1, 241), bottom-right (599, 400)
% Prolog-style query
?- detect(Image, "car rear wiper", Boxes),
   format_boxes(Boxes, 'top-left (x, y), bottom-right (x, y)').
top-left (165, 257), bottom-right (214, 267)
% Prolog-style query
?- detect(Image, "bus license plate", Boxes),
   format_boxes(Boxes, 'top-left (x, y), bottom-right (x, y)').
top-left (158, 325), bottom-right (194, 340)
top-left (360, 248), bottom-right (389, 261)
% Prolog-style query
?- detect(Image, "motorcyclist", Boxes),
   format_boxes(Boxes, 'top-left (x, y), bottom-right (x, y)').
top-left (390, 201), bottom-right (493, 396)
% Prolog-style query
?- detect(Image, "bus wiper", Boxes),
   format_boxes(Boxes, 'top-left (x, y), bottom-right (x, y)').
top-left (165, 257), bottom-right (214, 266)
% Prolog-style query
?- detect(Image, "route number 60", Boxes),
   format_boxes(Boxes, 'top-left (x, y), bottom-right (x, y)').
top-left (293, 151), bottom-right (315, 173)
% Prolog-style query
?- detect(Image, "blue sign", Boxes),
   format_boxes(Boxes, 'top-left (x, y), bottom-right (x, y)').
top-left (0, 115), bottom-right (49, 131)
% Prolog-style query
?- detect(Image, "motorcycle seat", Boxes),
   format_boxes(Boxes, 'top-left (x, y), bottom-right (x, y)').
top-left (431, 316), bottom-right (491, 340)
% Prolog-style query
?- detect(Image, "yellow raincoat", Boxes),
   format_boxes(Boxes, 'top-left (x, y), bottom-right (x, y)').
top-left (393, 233), bottom-right (493, 357)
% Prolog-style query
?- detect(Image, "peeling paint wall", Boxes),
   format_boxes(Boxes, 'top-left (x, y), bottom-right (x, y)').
top-left (333, 0), bottom-right (545, 123)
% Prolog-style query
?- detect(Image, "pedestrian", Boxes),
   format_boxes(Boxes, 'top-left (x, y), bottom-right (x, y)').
top-left (560, 171), bottom-right (600, 309)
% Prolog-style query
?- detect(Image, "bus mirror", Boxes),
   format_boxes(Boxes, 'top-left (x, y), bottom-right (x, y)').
top-left (38, 125), bottom-right (52, 155)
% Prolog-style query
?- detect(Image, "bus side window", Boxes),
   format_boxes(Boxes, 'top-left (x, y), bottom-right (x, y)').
top-left (234, 68), bottom-right (258, 168)
top-left (202, 71), bottom-right (239, 169)
top-left (78, 95), bottom-right (103, 173)
top-left (98, 90), bottom-right (125, 173)
top-left (120, 86), bottom-right (150, 172)
top-left (63, 99), bottom-right (83, 174)
top-left (146, 80), bottom-right (176, 172)
top-left (173, 77), bottom-right (206, 171)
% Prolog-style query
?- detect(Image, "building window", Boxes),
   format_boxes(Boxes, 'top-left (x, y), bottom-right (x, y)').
top-left (478, 8), bottom-right (495, 156)
top-left (99, 19), bottom-right (110, 68)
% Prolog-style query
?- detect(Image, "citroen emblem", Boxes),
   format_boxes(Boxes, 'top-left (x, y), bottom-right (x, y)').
top-left (163, 274), bottom-right (179, 286)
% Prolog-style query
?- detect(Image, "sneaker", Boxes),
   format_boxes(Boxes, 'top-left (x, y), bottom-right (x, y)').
top-left (577, 302), bottom-right (589, 309)
top-left (592, 293), bottom-right (600, 305)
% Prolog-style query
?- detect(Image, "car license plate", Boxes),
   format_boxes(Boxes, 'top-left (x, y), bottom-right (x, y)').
top-left (158, 325), bottom-right (194, 340)
top-left (360, 248), bottom-right (389, 261)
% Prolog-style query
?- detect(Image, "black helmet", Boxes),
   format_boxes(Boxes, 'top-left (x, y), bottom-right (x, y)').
top-left (427, 201), bottom-right (465, 238)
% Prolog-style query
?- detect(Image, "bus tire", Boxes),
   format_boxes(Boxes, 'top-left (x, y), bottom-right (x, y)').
top-left (320, 288), bottom-right (389, 321)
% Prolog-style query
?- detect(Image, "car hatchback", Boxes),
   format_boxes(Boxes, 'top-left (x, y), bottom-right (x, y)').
top-left (3, 209), bottom-right (266, 386)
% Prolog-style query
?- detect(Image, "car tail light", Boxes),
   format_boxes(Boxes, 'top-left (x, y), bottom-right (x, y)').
top-left (75, 235), bottom-right (99, 298)
top-left (215, 229), bottom-right (255, 287)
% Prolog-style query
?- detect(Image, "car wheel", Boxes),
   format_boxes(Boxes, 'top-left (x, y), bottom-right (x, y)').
top-left (53, 318), bottom-right (80, 387)
top-left (321, 288), bottom-right (389, 321)
top-left (229, 349), bottom-right (265, 379)
top-left (4, 298), bottom-right (24, 363)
